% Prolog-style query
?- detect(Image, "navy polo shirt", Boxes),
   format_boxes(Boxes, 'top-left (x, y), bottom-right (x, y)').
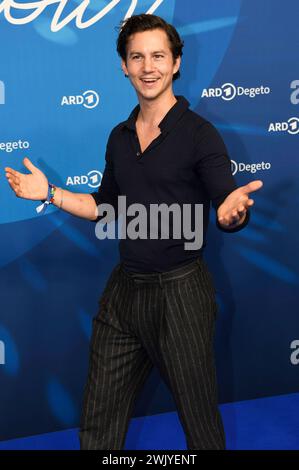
top-left (91, 95), bottom-right (249, 273)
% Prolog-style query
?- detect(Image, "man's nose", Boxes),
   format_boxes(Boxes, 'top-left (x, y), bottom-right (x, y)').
top-left (142, 57), bottom-right (155, 73)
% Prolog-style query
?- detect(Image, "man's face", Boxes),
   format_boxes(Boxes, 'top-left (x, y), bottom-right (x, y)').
top-left (121, 28), bottom-right (180, 101)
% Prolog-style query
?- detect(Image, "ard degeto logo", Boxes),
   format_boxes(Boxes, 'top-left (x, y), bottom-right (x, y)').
top-left (61, 90), bottom-right (99, 109)
top-left (0, 139), bottom-right (30, 153)
top-left (0, 80), bottom-right (5, 104)
top-left (290, 80), bottom-right (299, 105)
top-left (231, 159), bottom-right (271, 176)
top-left (268, 117), bottom-right (299, 135)
top-left (66, 170), bottom-right (102, 188)
top-left (202, 82), bottom-right (270, 101)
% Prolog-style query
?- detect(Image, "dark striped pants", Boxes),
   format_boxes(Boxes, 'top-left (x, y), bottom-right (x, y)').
top-left (79, 257), bottom-right (226, 450)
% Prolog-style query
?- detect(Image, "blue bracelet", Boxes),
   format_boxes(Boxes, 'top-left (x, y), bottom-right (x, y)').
top-left (35, 183), bottom-right (56, 214)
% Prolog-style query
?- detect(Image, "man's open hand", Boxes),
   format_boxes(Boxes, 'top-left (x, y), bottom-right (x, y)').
top-left (5, 157), bottom-right (48, 201)
top-left (217, 180), bottom-right (263, 228)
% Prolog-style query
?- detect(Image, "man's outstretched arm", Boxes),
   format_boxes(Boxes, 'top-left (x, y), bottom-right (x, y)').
top-left (5, 157), bottom-right (99, 221)
top-left (194, 121), bottom-right (263, 232)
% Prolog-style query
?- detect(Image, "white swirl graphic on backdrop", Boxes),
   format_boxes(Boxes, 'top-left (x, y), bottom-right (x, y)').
top-left (0, 0), bottom-right (165, 32)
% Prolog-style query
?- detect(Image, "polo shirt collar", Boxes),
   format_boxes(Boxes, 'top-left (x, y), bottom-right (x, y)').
top-left (123, 95), bottom-right (190, 133)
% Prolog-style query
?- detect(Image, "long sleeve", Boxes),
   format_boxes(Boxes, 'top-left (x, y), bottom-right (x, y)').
top-left (90, 132), bottom-right (120, 223)
top-left (194, 121), bottom-right (249, 232)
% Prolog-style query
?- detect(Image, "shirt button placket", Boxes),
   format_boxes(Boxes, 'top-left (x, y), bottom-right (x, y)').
top-left (134, 132), bottom-right (143, 162)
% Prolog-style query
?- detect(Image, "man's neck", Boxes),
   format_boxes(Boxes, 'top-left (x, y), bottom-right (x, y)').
top-left (137, 91), bottom-right (177, 128)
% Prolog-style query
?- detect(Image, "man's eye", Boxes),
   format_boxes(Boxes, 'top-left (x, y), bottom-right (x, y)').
top-left (154, 55), bottom-right (164, 59)
top-left (132, 55), bottom-right (141, 60)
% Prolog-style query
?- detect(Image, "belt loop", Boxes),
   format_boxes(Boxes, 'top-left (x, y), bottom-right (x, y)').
top-left (158, 273), bottom-right (163, 289)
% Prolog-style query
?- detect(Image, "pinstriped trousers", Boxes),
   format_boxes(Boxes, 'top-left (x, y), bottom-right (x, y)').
top-left (79, 257), bottom-right (226, 450)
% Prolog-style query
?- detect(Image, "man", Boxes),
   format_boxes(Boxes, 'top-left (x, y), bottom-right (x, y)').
top-left (5, 14), bottom-right (262, 450)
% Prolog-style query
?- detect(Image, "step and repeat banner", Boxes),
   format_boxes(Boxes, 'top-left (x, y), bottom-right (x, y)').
top-left (0, 0), bottom-right (298, 441)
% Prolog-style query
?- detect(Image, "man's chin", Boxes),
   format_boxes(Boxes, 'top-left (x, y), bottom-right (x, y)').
top-left (136, 88), bottom-right (166, 101)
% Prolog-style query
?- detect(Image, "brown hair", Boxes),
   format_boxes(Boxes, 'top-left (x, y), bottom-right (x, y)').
top-left (116, 14), bottom-right (184, 81)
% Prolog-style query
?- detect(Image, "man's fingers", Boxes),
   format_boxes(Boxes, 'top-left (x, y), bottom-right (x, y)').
top-left (7, 177), bottom-right (20, 194)
top-left (23, 157), bottom-right (37, 174)
top-left (246, 199), bottom-right (254, 207)
top-left (243, 180), bottom-right (263, 195)
top-left (5, 167), bottom-right (17, 177)
top-left (6, 170), bottom-right (18, 179)
top-left (219, 206), bottom-right (248, 226)
top-left (6, 173), bottom-right (19, 186)
top-left (6, 169), bottom-right (21, 189)
top-left (5, 168), bottom-right (21, 181)
top-left (8, 175), bottom-right (19, 188)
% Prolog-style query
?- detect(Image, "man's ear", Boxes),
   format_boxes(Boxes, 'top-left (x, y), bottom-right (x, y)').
top-left (173, 56), bottom-right (181, 76)
top-left (121, 60), bottom-right (128, 77)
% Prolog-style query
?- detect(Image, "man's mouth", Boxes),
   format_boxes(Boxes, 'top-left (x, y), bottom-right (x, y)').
top-left (140, 78), bottom-right (159, 84)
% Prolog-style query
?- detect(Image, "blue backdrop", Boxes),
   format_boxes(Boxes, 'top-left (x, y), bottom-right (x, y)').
top-left (0, 0), bottom-right (298, 441)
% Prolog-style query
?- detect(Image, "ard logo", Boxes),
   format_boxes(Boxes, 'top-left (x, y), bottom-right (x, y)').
top-left (61, 90), bottom-right (99, 109)
top-left (0, 80), bottom-right (4, 104)
top-left (268, 117), bottom-right (299, 135)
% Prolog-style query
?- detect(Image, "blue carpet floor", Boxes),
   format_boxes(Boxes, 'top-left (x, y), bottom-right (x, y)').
top-left (1, 393), bottom-right (299, 450)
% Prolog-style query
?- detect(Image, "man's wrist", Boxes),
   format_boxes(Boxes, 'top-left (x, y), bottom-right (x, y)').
top-left (52, 187), bottom-right (64, 209)
top-left (36, 184), bottom-right (60, 214)
top-left (40, 184), bottom-right (52, 203)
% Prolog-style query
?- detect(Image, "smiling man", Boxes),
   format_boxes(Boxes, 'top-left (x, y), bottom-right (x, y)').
top-left (79, 14), bottom-right (262, 451)
top-left (5, 14), bottom-right (262, 450)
